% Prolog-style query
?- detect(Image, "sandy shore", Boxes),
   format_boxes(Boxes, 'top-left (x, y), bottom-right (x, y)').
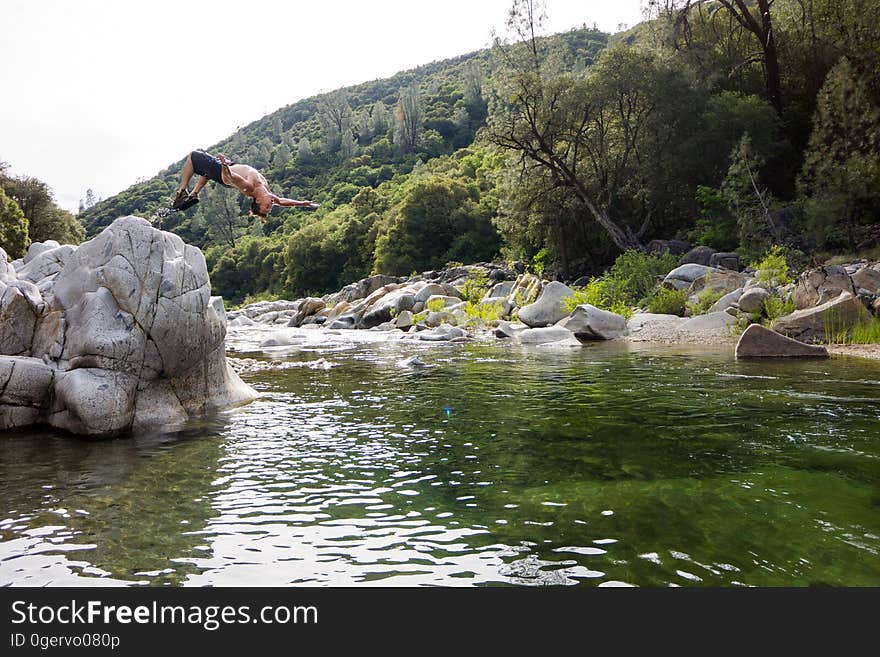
top-left (826, 344), bottom-right (880, 361)
top-left (623, 323), bottom-right (736, 346)
top-left (624, 320), bottom-right (879, 360)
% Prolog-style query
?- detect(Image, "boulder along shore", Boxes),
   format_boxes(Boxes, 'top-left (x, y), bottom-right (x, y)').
top-left (227, 245), bottom-right (880, 360)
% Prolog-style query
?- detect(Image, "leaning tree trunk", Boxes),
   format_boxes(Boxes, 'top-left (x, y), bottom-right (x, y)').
top-left (561, 166), bottom-right (644, 252)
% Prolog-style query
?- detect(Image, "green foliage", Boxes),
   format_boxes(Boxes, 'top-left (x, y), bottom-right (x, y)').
top-left (850, 316), bottom-right (880, 344)
top-left (687, 185), bottom-right (738, 252)
top-left (564, 279), bottom-right (634, 319)
top-left (646, 286), bottom-right (688, 316)
top-left (0, 187), bottom-right (29, 259)
top-left (823, 305), bottom-right (873, 344)
top-left (687, 287), bottom-right (724, 316)
top-left (207, 234), bottom-right (287, 303)
top-left (284, 205), bottom-right (376, 297)
top-left (606, 250), bottom-right (680, 305)
top-left (372, 166), bottom-right (500, 276)
top-left (752, 245), bottom-right (793, 287)
top-left (0, 173), bottom-right (83, 245)
top-left (732, 312), bottom-right (762, 335)
top-left (532, 247), bottom-right (553, 276)
top-left (798, 57), bottom-right (880, 250)
top-left (426, 298), bottom-right (446, 313)
top-left (490, 36), bottom-right (700, 257)
top-left (763, 295), bottom-right (795, 323)
top-left (564, 249), bottom-right (678, 318)
top-left (459, 269), bottom-right (489, 304)
top-left (722, 134), bottom-right (780, 254)
top-left (464, 300), bottom-right (504, 325)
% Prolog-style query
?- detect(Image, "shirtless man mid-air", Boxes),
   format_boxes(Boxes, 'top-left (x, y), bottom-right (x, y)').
top-left (171, 149), bottom-right (319, 220)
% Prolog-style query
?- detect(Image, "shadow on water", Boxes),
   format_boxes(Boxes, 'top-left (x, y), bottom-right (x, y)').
top-left (2, 338), bottom-right (879, 586)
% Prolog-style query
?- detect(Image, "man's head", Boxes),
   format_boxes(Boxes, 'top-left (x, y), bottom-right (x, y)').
top-left (250, 188), bottom-right (273, 219)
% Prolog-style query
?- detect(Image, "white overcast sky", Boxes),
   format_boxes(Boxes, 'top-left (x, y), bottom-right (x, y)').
top-left (1, 0), bottom-right (644, 212)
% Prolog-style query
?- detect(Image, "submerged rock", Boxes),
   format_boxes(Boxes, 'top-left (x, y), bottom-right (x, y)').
top-left (0, 216), bottom-right (257, 436)
top-left (494, 321), bottom-right (529, 339)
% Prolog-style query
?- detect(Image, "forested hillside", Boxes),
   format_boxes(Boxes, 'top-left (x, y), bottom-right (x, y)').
top-left (70, 0), bottom-right (880, 304)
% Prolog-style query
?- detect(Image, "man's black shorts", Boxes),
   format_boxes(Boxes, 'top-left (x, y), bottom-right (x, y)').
top-left (190, 150), bottom-right (231, 187)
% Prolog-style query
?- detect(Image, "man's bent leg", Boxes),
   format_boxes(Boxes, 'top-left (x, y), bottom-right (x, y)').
top-left (191, 175), bottom-right (209, 196)
top-left (177, 153), bottom-right (195, 193)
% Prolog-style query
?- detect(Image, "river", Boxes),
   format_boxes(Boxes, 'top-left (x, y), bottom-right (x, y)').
top-left (1, 329), bottom-right (878, 586)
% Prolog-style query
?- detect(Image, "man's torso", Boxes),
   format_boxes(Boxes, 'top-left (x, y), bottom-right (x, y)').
top-left (223, 164), bottom-right (269, 197)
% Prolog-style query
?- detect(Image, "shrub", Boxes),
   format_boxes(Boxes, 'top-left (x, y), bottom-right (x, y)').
top-left (563, 250), bottom-right (678, 319)
top-left (464, 301), bottom-right (504, 325)
top-left (646, 287), bottom-right (688, 316)
top-left (607, 250), bottom-right (680, 305)
top-left (460, 270), bottom-right (489, 304)
top-left (732, 312), bottom-right (762, 335)
top-left (426, 298), bottom-right (447, 312)
top-left (687, 287), bottom-right (724, 316)
top-left (763, 295), bottom-right (795, 323)
top-left (532, 247), bottom-right (553, 276)
top-left (687, 185), bottom-right (738, 252)
top-left (564, 278), bottom-right (634, 319)
top-left (752, 245), bottom-right (794, 287)
top-left (823, 305), bottom-right (873, 344)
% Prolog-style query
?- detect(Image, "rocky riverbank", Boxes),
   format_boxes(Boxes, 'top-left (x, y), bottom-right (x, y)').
top-left (2, 217), bottom-right (877, 437)
top-left (227, 245), bottom-right (880, 360)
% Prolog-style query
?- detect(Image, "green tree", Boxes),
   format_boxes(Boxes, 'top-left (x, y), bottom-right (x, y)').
top-left (797, 57), bottom-right (880, 249)
top-left (317, 90), bottom-right (352, 153)
top-left (0, 174), bottom-right (84, 245)
top-left (489, 8), bottom-right (697, 259)
top-left (373, 176), bottom-right (498, 275)
top-left (677, 1), bottom-right (784, 114)
top-left (722, 134), bottom-right (781, 253)
top-left (0, 187), bottom-right (29, 259)
top-left (394, 83), bottom-right (424, 154)
top-left (272, 142), bottom-right (292, 169)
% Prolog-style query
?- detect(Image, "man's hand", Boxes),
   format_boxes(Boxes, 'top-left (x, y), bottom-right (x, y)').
top-left (217, 153), bottom-right (233, 166)
top-left (302, 201), bottom-right (320, 210)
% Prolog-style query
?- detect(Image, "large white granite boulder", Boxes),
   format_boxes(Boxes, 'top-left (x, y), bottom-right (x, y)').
top-left (0, 216), bottom-right (257, 436)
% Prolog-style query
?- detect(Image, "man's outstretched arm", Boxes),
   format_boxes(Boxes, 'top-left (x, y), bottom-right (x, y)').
top-left (270, 194), bottom-right (320, 209)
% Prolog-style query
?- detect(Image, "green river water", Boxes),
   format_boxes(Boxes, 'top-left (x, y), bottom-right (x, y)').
top-left (1, 335), bottom-right (878, 586)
